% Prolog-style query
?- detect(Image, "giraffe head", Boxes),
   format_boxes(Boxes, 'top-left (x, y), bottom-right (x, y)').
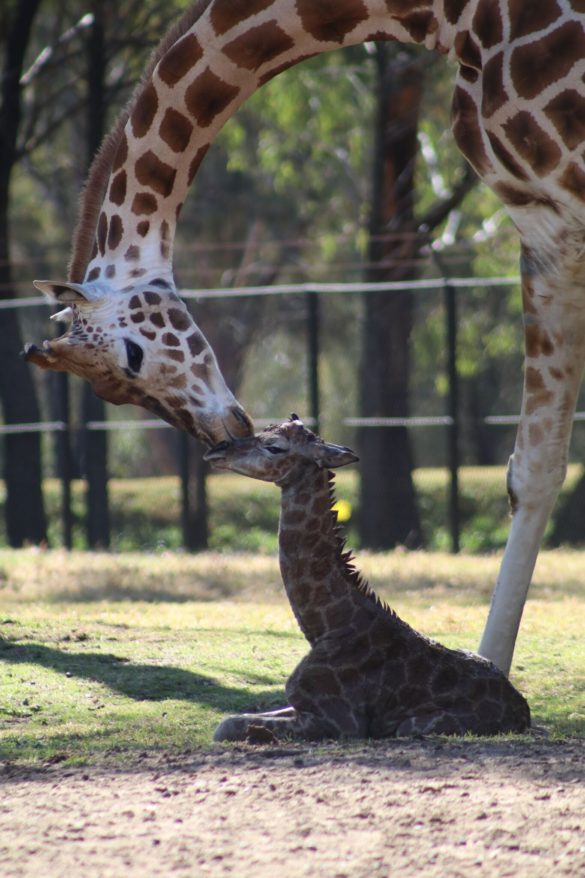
top-left (22, 278), bottom-right (253, 445)
top-left (205, 415), bottom-right (358, 487)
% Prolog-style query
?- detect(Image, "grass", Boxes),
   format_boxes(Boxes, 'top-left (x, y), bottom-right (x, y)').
top-left (0, 547), bottom-right (583, 767)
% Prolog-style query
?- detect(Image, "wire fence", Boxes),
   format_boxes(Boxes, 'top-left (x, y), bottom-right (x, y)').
top-left (2, 275), bottom-right (573, 552)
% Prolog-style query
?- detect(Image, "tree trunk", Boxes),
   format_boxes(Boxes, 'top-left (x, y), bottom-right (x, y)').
top-left (0, 0), bottom-right (47, 546)
top-left (550, 471), bottom-right (585, 546)
top-left (81, 1), bottom-right (110, 548)
top-left (359, 46), bottom-right (424, 549)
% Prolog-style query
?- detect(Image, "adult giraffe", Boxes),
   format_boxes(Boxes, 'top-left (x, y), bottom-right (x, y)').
top-left (23, 0), bottom-right (585, 675)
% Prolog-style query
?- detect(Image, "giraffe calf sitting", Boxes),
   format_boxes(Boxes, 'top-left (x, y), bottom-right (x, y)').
top-left (206, 417), bottom-right (530, 742)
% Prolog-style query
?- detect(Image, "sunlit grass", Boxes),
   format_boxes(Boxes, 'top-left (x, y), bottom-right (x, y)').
top-left (0, 546), bottom-right (583, 766)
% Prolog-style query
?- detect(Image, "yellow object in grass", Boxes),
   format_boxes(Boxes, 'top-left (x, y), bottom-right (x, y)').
top-left (333, 499), bottom-right (352, 522)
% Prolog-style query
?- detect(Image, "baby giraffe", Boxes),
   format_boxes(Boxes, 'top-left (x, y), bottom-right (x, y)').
top-left (206, 416), bottom-right (530, 741)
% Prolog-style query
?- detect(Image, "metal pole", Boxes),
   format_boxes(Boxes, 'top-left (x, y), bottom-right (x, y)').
top-left (306, 290), bottom-right (320, 433)
top-left (444, 279), bottom-right (460, 554)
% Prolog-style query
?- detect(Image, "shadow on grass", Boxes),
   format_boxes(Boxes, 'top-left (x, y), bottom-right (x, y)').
top-left (0, 637), bottom-right (283, 711)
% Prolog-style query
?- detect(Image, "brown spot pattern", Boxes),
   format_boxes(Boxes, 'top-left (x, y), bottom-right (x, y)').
top-left (481, 52), bottom-right (507, 118)
top-left (508, 0), bottom-right (562, 42)
top-left (135, 151), bottom-right (177, 197)
top-left (210, 0), bottom-right (275, 36)
top-left (168, 308), bottom-right (191, 331)
top-left (443, 0), bottom-right (470, 25)
top-left (159, 108), bottom-right (193, 153)
top-left (160, 220), bottom-right (171, 261)
top-left (454, 30), bottom-right (482, 70)
top-left (87, 267), bottom-right (101, 282)
top-left (503, 111), bottom-right (561, 176)
top-left (525, 324), bottom-right (555, 358)
top-left (150, 312), bottom-right (165, 328)
top-left (158, 34), bottom-right (203, 86)
top-left (511, 22), bottom-right (585, 101)
top-left (184, 68), bottom-right (240, 128)
top-left (544, 89), bottom-right (585, 151)
top-left (163, 332), bottom-right (180, 347)
top-left (187, 332), bottom-right (206, 357)
top-left (109, 170), bottom-right (127, 206)
top-left (451, 86), bottom-right (491, 175)
top-left (493, 182), bottom-right (534, 206)
top-left (131, 82), bottom-right (159, 138)
top-left (130, 311), bottom-right (145, 324)
top-left (472, 0), bottom-right (503, 48)
top-left (385, 0), bottom-right (432, 12)
top-left (487, 132), bottom-right (529, 180)
top-left (144, 292), bottom-right (162, 305)
top-left (107, 214), bottom-right (123, 250)
top-left (129, 295), bottom-right (142, 309)
top-left (124, 245), bottom-right (140, 261)
top-left (224, 21), bottom-right (294, 71)
top-left (137, 221), bottom-right (150, 237)
top-left (140, 328), bottom-right (156, 341)
top-left (296, 0), bottom-right (368, 44)
top-left (559, 162), bottom-right (585, 201)
top-left (97, 212), bottom-right (108, 255)
top-left (399, 10), bottom-right (436, 44)
top-left (105, 265), bottom-right (116, 279)
top-left (525, 367), bottom-right (554, 414)
top-left (112, 133), bottom-right (128, 172)
top-left (191, 362), bottom-right (210, 381)
top-left (131, 192), bottom-right (158, 215)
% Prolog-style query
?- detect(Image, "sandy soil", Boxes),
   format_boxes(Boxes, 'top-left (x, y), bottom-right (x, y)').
top-left (1, 736), bottom-right (584, 878)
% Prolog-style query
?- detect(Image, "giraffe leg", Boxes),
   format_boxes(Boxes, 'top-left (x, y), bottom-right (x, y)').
top-left (479, 247), bottom-right (585, 674)
top-left (213, 706), bottom-right (299, 742)
top-left (213, 704), bottom-right (346, 742)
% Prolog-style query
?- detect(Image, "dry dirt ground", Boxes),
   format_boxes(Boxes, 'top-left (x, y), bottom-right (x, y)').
top-left (1, 737), bottom-right (584, 878)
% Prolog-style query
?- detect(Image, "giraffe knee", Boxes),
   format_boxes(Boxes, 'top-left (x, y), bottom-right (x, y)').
top-left (506, 451), bottom-right (567, 515)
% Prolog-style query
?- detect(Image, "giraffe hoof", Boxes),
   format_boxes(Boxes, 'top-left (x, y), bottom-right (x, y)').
top-left (246, 725), bottom-right (278, 745)
top-left (213, 716), bottom-right (250, 742)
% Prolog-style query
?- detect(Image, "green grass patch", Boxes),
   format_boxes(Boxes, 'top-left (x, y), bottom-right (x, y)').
top-left (0, 547), bottom-right (583, 767)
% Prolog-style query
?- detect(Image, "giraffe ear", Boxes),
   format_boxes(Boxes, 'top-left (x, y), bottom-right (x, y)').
top-left (33, 280), bottom-right (105, 306)
top-left (314, 442), bottom-right (359, 469)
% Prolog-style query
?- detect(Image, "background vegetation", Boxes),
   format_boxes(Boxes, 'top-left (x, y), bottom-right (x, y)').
top-left (3, 1), bottom-right (585, 552)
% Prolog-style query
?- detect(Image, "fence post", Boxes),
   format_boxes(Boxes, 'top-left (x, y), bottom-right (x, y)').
top-left (444, 279), bottom-right (460, 554)
top-left (179, 431), bottom-right (208, 551)
top-left (306, 290), bottom-right (320, 433)
top-left (55, 372), bottom-right (73, 549)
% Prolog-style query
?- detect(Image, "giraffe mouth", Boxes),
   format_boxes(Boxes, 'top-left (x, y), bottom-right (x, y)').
top-left (21, 341), bottom-right (62, 369)
top-left (204, 441), bottom-right (231, 465)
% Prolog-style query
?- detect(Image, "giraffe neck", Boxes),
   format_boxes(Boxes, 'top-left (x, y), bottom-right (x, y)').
top-left (278, 466), bottom-right (388, 645)
top-left (72, 0), bottom-right (466, 288)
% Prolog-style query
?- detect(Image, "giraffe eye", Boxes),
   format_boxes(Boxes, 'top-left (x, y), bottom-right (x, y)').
top-left (265, 445), bottom-right (286, 455)
top-left (124, 339), bottom-right (144, 374)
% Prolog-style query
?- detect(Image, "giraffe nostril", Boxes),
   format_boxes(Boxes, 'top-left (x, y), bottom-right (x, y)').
top-left (231, 406), bottom-right (253, 429)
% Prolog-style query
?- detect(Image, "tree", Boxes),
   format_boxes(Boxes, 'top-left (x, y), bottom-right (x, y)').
top-left (359, 45), bottom-right (476, 549)
top-left (0, 0), bottom-right (47, 546)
